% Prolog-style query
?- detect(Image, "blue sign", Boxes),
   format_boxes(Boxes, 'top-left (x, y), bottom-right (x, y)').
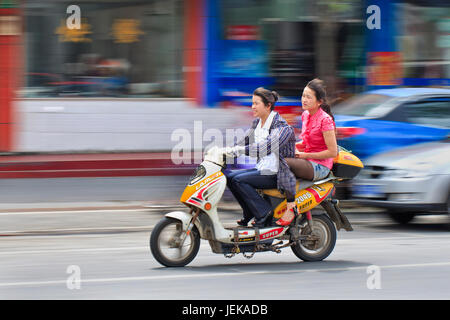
top-left (217, 40), bottom-right (269, 78)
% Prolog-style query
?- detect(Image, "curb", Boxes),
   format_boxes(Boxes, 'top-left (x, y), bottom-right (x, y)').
top-left (0, 152), bottom-right (199, 179)
top-left (0, 226), bottom-right (156, 237)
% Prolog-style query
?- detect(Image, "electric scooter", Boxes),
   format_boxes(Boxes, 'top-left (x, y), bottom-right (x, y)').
top-left (150, 146), bottom-right (363, 267)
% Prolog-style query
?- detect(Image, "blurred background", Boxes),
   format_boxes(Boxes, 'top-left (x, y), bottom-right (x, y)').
top-left (0, 0), bottom-right (448, 139)
top-left (11, 0), bottom-right (450, 101)
top-left (2, 2), bottom-right (450, 299)
top-left (0, 0), bottom-right (449, 218)
top-left (0, 0), bottom-right (450, 300)
top-left (8, 0), bottom-right (450, 99)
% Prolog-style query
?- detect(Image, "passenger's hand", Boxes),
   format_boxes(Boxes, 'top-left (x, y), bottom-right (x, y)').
top-left (295, 151), bottom-right (307, 159)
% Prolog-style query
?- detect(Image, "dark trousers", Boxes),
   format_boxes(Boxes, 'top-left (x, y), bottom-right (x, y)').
top-left (225, 168), bottom-right (277, 221)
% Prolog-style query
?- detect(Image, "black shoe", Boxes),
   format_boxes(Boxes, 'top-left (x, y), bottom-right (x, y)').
top-left (252, 212), bottom-right (272, 228)
top-left (252, 219), bottom-right (266, 228)
top-left (237, 218), bottom-right (250, 226)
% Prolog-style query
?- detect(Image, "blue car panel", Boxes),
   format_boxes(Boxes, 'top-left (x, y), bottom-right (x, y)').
top-left (335, 116), bottom-right (450, 160)
top-left (333, 88), bottom-right (450, 160)
top-left (365, 87), bottom-right (450, 98)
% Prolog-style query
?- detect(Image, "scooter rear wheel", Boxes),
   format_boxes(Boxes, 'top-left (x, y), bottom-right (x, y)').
top-left (150, 217), bottom-right (200, 267)
top-left (291, 214), bottom-right (336, 262)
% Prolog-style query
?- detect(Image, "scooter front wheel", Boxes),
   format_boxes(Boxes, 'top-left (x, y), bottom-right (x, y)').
top-left (291, 214), bottom-right (336, 262)
top-left (150, 217), bottom-right (200, 267)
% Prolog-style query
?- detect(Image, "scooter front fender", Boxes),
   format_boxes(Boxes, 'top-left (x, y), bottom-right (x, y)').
top-left (165, 210), bottom-right (218, 241)
top-left (165, 211), bottom-right (192, 231)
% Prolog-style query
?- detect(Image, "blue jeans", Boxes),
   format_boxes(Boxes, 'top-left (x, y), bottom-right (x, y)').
top-left (310, 162), bottom-right (331, 181)
top-left (225, 168), bottom-right (277, 221)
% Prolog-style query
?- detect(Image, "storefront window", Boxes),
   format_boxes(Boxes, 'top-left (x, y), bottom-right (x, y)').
top-left (22, 0), bottom-right (184, 98)
top-left (218, 0), bottom-right (363, 97)
top-left (398, 3), bottom-right (450, 82)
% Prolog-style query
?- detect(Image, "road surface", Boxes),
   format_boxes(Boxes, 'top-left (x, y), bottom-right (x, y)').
top-left (1, 206), bottom-right (449, 300)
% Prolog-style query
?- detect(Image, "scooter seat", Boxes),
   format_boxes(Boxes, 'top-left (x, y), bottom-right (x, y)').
top-left (261, 180), bottom-right (315, 198)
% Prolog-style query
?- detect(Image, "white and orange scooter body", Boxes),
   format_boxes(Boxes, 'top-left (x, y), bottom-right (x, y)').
top-left (176, 149), bottom-right (288, 244)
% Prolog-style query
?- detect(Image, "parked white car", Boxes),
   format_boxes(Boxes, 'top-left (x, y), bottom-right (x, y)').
top-left (352, 141), bottom-right (450, 224)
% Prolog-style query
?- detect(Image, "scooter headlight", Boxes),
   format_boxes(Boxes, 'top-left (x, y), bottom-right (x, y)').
top-left (189, 165), bottom-right (206, 185)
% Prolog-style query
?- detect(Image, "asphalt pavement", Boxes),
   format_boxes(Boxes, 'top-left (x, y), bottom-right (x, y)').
top-left (1, 174), bottom-right (449, 301)
top-left (1, 206), bottom-right (450, 300)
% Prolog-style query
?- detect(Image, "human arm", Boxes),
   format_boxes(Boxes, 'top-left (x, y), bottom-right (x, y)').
top-left (295, 129), bottom-right (338, 159)
top-left (234, 118), bottom-right (258, 147)
top-left (245, 125), bottom-right (294, 158)
top-left (224, 119), bottom-right (258, 157)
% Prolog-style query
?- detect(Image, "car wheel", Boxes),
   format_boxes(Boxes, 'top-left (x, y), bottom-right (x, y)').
top-left (447, 193), bottom-right (450, 215)
top-left (388, 211), bottom-right (416, 225)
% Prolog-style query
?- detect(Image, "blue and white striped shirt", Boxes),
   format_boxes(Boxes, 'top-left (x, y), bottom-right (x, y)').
top-left (236, 112), bottom-right (297, 201)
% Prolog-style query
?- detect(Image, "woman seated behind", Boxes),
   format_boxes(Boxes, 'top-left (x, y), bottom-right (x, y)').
top-left (277, 78), bottom-right (338, 226)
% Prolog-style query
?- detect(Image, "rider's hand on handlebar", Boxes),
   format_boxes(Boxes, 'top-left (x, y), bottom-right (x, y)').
top-left (225, 145), bottom-right (245, 157)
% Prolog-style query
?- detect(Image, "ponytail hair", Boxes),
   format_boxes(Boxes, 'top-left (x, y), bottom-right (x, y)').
top-left (253, 87), bottom-right (279, 111)
top-left (319, 102), bottom-right (334, 122)
top-left (306, 78), bottom-right (335, 122)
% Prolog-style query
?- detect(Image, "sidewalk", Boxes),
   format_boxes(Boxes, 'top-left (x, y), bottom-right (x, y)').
top-left (0, 152), bottom-right (200, 179)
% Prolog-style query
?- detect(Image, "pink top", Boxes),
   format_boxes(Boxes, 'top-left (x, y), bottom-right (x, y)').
top-left (300, 108), bottom-right (336, 169)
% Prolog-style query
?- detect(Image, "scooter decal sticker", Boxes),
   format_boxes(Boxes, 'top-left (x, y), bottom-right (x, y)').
top-left (274, 206), bottom-right (286, 219)
top-left (259, 228), bottom-right (284, 240)
top-left (307, 183), bottom-right (333, 203)
top-left (191, 197), bottom-right (203, 204)
top-left (273, 182), bottom-right (334, 217)
top-left (187, 198), bottom-right (202, 206)
top-left (297, 198), bottom-right (314, 213)
top-left (180, 172), bottom-right (224, 203)
top-left (237, 237), bottom-right (255, 242)
top-left (197, 178), bottom-right (220, 200)
top-left (195, 172), bottom-right (223, 191)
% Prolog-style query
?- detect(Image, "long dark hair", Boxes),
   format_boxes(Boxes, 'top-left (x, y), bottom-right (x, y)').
top-left (253, 87), bottom-right (279, 111)
top-left (305, 78), bottom-right (334, 122)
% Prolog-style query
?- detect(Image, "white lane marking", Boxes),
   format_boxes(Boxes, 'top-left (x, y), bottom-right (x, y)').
top-left (1, 261), bottom-right (450, 288)
top-left (337, 234), bottom-right (450, 242)
top-left (0, 225), bottom-right (154, 235)
top-left (0, 246), bottom-right (149, 255)
top-left (0, 209), bottom-right (146, 216)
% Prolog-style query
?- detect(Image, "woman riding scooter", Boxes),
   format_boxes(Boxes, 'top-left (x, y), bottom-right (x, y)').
top-left (277, 78), bottom-right (338, 226)
top-left (225, 87), bottom-right (297, 227)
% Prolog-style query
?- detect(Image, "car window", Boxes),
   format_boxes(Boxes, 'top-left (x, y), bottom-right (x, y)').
top-left (404, 97), bottom-right (450, 128)
top-left (333, 94), bottom-right (391, 116)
